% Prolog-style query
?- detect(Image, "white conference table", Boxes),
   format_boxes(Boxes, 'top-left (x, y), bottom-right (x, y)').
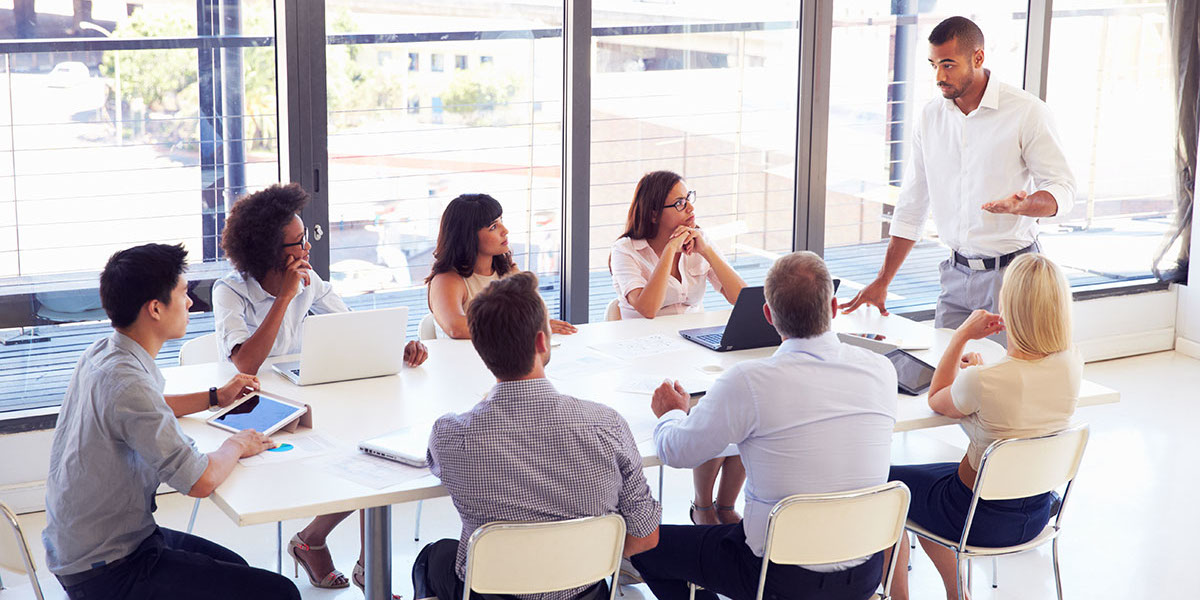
top-left (170, 308), bottom-right (1118, 599)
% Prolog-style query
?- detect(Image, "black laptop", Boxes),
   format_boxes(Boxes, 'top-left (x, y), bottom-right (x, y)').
top-left (679, 280), bottom-right (840, 352)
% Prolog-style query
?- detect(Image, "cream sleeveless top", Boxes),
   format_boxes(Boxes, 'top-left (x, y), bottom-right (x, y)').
top-left (434, 271), bottom-right (503, 338)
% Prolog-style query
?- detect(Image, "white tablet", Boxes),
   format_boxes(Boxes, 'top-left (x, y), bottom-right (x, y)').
top-left (206, 393), bottom-right (307, 436)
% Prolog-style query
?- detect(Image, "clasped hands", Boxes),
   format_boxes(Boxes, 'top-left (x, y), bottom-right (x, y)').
top-left (666, 225), bottom-right (707, 257)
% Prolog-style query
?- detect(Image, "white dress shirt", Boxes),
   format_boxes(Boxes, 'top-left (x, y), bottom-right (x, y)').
top-left (891, 74), bottom-right (1076, 257)
top-left (653, 332), bottom-right (897, 569)
top-left (212, 270), bottom-right (348, 360)
top-left (610, 236), bottom-right (723, 320)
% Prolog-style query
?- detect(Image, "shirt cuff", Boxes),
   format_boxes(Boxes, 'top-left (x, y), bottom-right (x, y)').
top-left (1037, 183), bottom-right (1074, 223)
top-left (624, 500), bottom-right (663, 539)
top-left (166, 452), bottom-right (210, 495)
top-left (887, 220), bottom-right (924, 241)
top-left (655, 409), bottom-right (687, 427)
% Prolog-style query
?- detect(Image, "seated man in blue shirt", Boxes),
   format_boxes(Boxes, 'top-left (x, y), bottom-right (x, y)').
top-left (631, 251), bottom-right (898, 600)
top-left (415, 271), bottom-right (662, 600)
top-left (42, 243), bottom-right (300, 600)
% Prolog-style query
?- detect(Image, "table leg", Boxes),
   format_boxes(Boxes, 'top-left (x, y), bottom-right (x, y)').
top-left (364, 505), bottom-right (393, 600)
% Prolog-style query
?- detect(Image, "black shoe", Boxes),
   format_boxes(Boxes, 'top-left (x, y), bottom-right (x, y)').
top-left (1048, 491), bottom-right (1063, 518)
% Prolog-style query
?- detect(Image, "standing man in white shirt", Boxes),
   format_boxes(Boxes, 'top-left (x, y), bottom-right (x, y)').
top-left (840, 16), bottom-right (1076, 344)
top-left (630, 251), bottom-right (896, 600)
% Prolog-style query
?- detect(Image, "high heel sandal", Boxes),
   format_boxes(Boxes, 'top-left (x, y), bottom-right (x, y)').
top-left (288, 534), bottom-right (349, 589)
top-left (715, 503), bottom-right (742, 524)
top-left (353, 560), bottom-right (403, 599)
top-left (689, 502), bottom-right (715, 525)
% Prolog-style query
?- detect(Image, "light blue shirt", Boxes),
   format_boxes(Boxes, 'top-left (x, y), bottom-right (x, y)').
top-left (212, 270), bottom-right (348, 360)
top-left (653, 332), bottom-right (897, 569)
top-left (43, 332), bottom-right (210, 575)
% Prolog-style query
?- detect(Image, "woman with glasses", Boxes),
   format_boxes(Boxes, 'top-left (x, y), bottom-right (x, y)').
top-left (610, 170), bottom-right (746, 525)
top-left (426, 192), bottom-right (577, 338)
top-left (214, 183), bottom-right (425, 595)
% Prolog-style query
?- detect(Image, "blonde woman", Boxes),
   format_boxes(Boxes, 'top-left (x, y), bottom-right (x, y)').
top-left (887, 253), bottom-right (1081, 600)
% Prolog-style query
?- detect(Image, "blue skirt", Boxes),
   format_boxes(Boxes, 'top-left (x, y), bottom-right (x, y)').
top-left (890, 463), bottom-right (1052, 548)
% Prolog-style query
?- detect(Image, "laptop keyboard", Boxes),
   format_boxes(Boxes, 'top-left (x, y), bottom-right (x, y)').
top-left (696, 333), bottom-right (724, 345)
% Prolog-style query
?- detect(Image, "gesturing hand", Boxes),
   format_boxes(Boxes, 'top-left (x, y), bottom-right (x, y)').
top-left (651, 380), bottom-right (690, 418)
top-left (956, 309), bottom-right (1005, 341)
top-left (839, 279), bottom-right (890, 316)
top-left (982, 190), bottom-right (1027, 215)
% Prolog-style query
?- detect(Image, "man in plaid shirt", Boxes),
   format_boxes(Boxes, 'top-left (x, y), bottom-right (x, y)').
top-left (415, 271), bottom-right (662, 600)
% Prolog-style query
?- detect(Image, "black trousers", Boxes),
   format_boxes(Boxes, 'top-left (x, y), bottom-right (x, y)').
top-left (413, 538), bottom-right (610, 600)
top-left (58, 527), bottom-right (299, 600)
top-left (629, 523), bottom-right (883, 600)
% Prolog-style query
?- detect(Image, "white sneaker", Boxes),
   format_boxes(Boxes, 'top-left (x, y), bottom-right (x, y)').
top-left (618, 557), bottom-right (644, 585)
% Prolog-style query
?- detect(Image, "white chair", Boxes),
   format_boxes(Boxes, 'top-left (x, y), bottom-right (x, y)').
top-left (905, 425), bottom-right (1090, 600)
top-left (419, 313), bottom-right (438, 340)
top-left (688, 481), bottom-right (911, 600)
top-left (604, 299), bottom-right (621, 322)
top-left (0, 501), bottom-right (45, 600)
top-left (463, 514), bottom-right (625, 600)
top-left (178, 332), bottom-right (219, 366)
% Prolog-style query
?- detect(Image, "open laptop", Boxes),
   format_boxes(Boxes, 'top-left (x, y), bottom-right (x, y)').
top-left (272, 306), bottom-right (408, 386)
top-left (678, 280), bottom-right (840, 352)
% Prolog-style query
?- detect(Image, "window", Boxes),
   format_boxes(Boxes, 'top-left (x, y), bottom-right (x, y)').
top-left (587, 3), bottom-right (802, 320)
top-left (430, 53), bottom-right (444, 72)
top-left (823, 2), bottom-right (1029, 314)
top-left (0, 1), bottom-right (278, 412)
top-left (480, 55), bottom-right (493, 65)
top-left (455, 54), bottom-right (468, 70)
top-left (408, 51), bottom-right (419, 71)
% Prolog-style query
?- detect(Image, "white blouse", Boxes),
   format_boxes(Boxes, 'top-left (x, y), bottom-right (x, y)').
top-left (609, 237), bottom-right (723, 320)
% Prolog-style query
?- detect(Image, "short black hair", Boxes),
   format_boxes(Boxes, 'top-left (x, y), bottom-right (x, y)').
top-left (221, 183), bottom-right (309, 282)
top-left (467, 271), bottom-right (548, 380)
top-left (929, 16), bottom-right (984, 52)
top-left (100, 243), bottom-right (188, 329)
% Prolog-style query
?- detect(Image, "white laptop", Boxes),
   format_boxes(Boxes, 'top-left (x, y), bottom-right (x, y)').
top-left (359, 425), bottom-right (432, 467)
top-left (271, 307), bottom-right (409, 386)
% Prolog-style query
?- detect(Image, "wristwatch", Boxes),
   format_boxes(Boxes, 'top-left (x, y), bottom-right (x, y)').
top-left (208, 387), bottom-right (219, 411)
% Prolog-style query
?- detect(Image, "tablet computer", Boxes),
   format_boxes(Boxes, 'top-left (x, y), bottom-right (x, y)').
top-left (885, 349), bottom-right (935, 396)
top-left (206, 393), bottom-right (308, 436)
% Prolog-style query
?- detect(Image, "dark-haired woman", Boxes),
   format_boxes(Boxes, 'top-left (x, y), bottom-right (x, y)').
top-left (611, 170), bottom-right (746, 526)
top-left (214, 183), bottom-right (423, 595)
top-left (427, 193), bottom-right (577, 338)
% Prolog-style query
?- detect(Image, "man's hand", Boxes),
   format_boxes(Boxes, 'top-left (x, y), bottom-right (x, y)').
top-left (982, 190), bottom-right (1027, 215)
top-left (651, 380), bottom-right (690, 418)
top-left (228, 429), bottom-right (275, 458)
top-left (217, 374), bottom-right (260, 407)
top-left (404, 340), bottom-right (429, 367)
top-left (839, 278), bottom-right (890, 315)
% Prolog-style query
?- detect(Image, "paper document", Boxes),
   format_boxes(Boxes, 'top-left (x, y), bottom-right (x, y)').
top-left (546, 351), bottom-right (626, 381)
top-left (240, 432), bottom-right (339, 467)
top-left (589, 334), bottom-right (691, 360)
top-left (615, 374), bottom-right (715, 396)
top-left (324, 453), bottom-right (429, 490)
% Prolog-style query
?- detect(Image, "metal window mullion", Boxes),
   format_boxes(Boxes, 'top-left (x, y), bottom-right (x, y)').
top-left (275, 0), bottom-right (329, 278)
top-left (793, 0), bottom-right (832, 255)
top-left (562, 0), bottom-right (591, 324)
top-left (1024, 0), bottom-right (1053, 101)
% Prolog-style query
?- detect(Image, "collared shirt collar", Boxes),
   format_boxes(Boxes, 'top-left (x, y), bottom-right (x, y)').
top-left (486, 378), bottom-right (559, 403)
top-left (630, 238), bottom-right (652, 252)
top-left (109, 330), bottom-right (160, 378)
top-left (241, 273), bottom-right (275, 303)
top-left (773, 330), bottom-right (841, 360)
top-left (943, 69), bottom-right (999, 114)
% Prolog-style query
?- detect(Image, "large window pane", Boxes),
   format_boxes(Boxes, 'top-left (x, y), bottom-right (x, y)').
top-left (824, 3), bottom-right (1027, 314)
top-left (588, 3), bottom-right (800, 321)
top-left (324, 2), bottom-right (563, 333)
top-left (1043, 1), bottom-right (1180, 283)
top-left (0, 1), bottom-right (277, 412)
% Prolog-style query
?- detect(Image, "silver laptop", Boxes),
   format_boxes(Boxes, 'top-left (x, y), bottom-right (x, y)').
top-left (272, 307), bottom-right (409, 386)
top-left (359, 425), bottom-right (431, 467)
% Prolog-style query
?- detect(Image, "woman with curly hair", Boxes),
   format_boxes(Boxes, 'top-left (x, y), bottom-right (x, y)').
top-left (426, 193), bottom-right (577, 338)
top-left (214, 183), bottom-right (424, 594)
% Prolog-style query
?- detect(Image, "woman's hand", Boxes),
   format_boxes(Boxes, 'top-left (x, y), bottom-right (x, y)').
top-left (404, 340), bottom-right (429, 367)
top-left (216, 373), bottom-right (260, 407)
top-left (279, 255), bottom-right (312, 300)
top-left (549, 319), bottom-right (577, 335)
top-left (664, 225), bottom-right (694, 256)
top-left (959, 352), bottom-right (983, 369)
top-left (954, 309), bottom-right (1005, 341)
top-left (686, 225), bottom-right (709, 256)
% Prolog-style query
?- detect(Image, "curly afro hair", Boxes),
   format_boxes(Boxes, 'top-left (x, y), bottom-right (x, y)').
top-left (221, 183), bottom-right (309, 282)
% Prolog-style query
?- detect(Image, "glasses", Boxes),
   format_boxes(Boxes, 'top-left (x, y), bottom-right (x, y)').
top-left (663, 190), bottom-right (696, 212)
top-left (281, 229), bottom-right (308, 249)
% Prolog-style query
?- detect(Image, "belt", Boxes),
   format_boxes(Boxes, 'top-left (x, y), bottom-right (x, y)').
top-left (55, 553), bottom-right (134, 588)
top-left (953, 244), bottom-right (1035, 271)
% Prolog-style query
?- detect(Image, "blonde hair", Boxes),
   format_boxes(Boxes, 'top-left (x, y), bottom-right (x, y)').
top-left (999, 253), bottom-right (1072, 356)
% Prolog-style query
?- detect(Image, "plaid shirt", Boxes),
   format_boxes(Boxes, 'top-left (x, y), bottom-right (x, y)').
top-left (428, 378), bottom-right (661, 600)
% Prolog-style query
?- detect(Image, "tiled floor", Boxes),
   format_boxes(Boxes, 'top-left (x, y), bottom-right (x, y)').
top-left (4, 350), bottom-right (1195, 600)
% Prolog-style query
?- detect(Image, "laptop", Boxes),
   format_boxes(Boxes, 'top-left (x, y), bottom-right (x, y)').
top-left (359, 425), bottom-right (431, 468)
top-left (272, 307), bottom-right (409, 386)
top-left (678, 280), bottom-right (840, 352)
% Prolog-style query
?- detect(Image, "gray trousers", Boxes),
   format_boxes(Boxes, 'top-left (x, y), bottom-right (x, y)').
top-left (933, 243), bottom-right (1040, 347)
